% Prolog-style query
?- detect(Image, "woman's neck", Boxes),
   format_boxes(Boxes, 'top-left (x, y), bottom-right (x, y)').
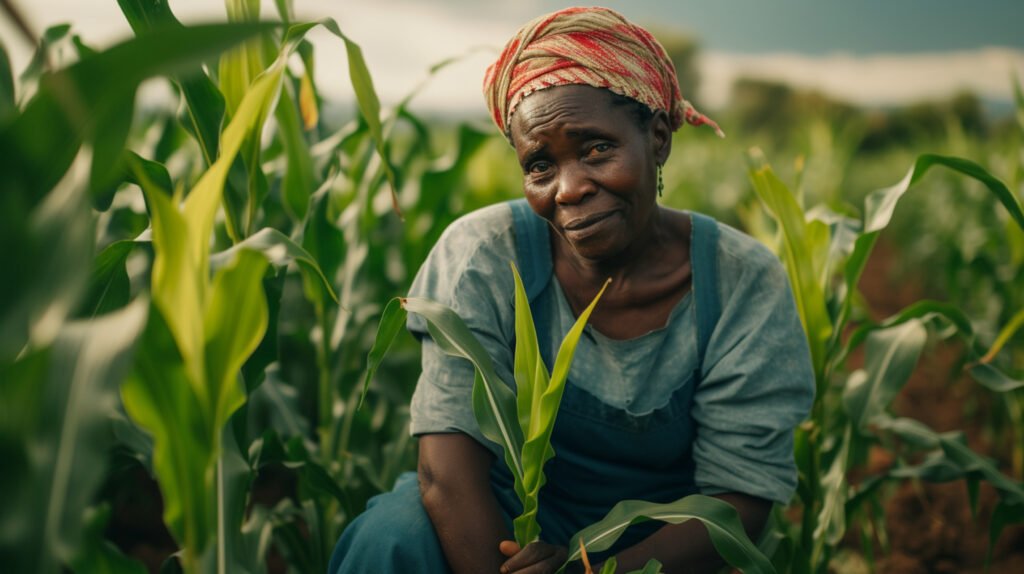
top-left (551, 207), bottom-right (693, 328)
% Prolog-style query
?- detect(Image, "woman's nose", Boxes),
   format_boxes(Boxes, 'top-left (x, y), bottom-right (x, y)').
top-left (554, 163), bottom-right (596, 205)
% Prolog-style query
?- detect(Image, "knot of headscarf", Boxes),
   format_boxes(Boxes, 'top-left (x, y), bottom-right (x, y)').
top-left (483, 6), bottom-right (723, 138)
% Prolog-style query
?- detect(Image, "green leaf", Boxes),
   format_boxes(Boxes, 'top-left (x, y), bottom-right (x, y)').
top-left (1, 157), bottom-right (95, 361)
top-left (563, 496), bottom-right (776, 574)
top-left (88, 90), bottom-right (136, 209)
top-left (203, 249), bottom-right (269, 436)
top-left (401, 296), bottom-right (526, 485)
top-left (0, 40), bottom-right (14, 121)
top-left (1, 298), bottom-right (147, 573)
top-left (276, 78), bottom-right (316, 221)
top-left (979, 307), bottom-right (1024, 364)
top-left (215, 415), bottom-right (264, 574)
top-left (182, 49), bottom-right (287, 280)
top-left (838, 300), bottom-right (974, 368)
top-left (209, 227), bottom-right (337, 303)
top-left (122, 304), bottom-right (213, 566)
top-left (969, 363), bottom-right (1024, 392)
top-left (314, 19), bottom-right (401, 216)
top-left (812, 429), bottom-right (850, 562)
top-left (117, 0), bottom-right (231, 167)
top-left (142, 179), bottom-right (206, 397)
top-left (124, 151), bottom-right (174, 197)
top-left (875, 415), bottom-right (1024, 506)
top-left (512, 264), bottom-right (609, 546)
top-left (0, 21), bottom-right (274, 206)
top-left (988, 501), bottom-right (1024, 570)
top-left (842, 319), bottom-right (927, 434)
top-left (748, 160), bottom-right (832, 379)
top-left (359, 298), bottom-right (408, 408)
top-left (632, 559), bottom-right (665, 574)
top-left (76, 240), bottom-right (135, 319)
top-left (868, 154), bottom-right (1024, 233)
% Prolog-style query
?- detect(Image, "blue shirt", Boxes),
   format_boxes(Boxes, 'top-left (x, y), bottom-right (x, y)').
top-left (407, 202), bottom-right (814, 505)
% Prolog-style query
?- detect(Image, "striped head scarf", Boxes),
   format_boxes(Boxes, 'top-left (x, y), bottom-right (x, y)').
top-left (483, 6), bottom-right (723, 138)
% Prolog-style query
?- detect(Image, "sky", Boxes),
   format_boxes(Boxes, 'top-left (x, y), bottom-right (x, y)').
top-left (2, 0), bottom-right (1023, 117)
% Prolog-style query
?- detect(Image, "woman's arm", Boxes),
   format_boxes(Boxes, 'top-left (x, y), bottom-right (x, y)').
top-left (601, 492), bottom-right (771, 574)
top-left (419, 433), bottom-right (511, 574)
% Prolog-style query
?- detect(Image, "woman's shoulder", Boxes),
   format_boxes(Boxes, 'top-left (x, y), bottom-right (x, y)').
top-left (712, 220), bottom-right (778, 268)
top-left (706, 217), bottom-right (790, 295)
top-left (410, 202), bottom-right (518, 303)
top-left (438, 202), bottom-right (515, 248)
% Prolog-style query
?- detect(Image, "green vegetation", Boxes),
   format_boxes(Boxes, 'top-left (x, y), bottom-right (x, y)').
top-left (1, 2), bottom-right (1022, 573)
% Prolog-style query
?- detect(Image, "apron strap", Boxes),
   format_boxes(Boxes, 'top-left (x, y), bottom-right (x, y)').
top-left (689, 212), bottom-right (721, 379)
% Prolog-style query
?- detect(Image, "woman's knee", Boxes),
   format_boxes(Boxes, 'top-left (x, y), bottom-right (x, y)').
top-left (328, 472), bottom-right (449, 573)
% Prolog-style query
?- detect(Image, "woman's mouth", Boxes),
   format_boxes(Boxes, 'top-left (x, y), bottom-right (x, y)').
top-left (563, 210), bottom-right (618, 231)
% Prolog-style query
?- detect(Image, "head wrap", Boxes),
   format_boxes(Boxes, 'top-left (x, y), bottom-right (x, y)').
top-left (483, 6), bottom-right (723, 137)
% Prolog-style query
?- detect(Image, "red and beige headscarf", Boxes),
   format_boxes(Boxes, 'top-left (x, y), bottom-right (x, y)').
top-left (483, 6), bottom-right (723, 138)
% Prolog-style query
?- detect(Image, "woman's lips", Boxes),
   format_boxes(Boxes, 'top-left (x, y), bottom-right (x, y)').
top-left (563, 210), bottom-right (618, 231)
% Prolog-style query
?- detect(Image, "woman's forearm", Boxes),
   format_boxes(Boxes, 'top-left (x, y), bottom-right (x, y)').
top-left (419, 433), bottom-right (511, 574)
top-left (602, 492), bottom-right (772, 574)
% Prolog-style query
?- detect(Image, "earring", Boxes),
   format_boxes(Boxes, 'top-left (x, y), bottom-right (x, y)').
top-left (657, 164), bottom-right (664, 197)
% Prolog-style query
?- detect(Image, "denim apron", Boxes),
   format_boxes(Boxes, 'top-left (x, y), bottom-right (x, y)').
top-left (492, 199), bottom-right (722, 554)
top-left (328, 200), bottom-right (721, 573)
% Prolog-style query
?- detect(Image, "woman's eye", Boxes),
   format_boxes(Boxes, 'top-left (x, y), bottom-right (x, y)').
top-left (528, 161), bottom-right (551, 174)
top-left (588, 143), bottom-right (612, 156)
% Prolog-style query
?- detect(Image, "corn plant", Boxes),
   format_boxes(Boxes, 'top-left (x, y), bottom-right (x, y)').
top-left (0, 0), bottom-right (419, 569)
top-left (0, 11), bottom-right (279, 571)
top-left (364, 263), bottom-right (776, 572)
top-left (746, 150), bottom-right (1024, 573)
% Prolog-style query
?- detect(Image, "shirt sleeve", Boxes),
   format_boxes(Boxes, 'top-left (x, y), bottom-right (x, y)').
top-left (691, 229), bottom-right (815, 505)
top-left (406, 205), bottom-right (518, 458)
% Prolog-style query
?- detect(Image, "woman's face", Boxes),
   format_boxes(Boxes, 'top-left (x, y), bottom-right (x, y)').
top-left (509, 85), bottom-right (670, 263)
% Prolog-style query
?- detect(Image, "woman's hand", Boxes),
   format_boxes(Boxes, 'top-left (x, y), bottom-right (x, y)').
top-left (498, 540), bottom-right (570, 574)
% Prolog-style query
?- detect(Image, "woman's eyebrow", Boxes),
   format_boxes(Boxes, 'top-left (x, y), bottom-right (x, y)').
top-left (566, 127), bottom-right (614, 140)
top-left (520, 145), bottom-right (548, 167)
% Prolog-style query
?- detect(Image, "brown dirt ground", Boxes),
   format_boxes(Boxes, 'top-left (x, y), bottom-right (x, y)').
top-left (852, 239), bottom-right (1024, 574)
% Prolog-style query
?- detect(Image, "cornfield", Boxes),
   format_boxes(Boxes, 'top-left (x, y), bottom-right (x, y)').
top-left (2, 1), bottom-right (1023, 573)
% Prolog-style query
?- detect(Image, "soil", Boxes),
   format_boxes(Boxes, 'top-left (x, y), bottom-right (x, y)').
top-left (852, 239), bottom-right (1024, 574)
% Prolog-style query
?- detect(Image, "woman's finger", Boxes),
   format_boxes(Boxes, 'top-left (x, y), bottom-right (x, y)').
top-left (503, 553), bottom-right (568, 574)
top-left (499, 540), bottom-right (521, 557)
top-left (500, 541), bottom-right (566, 574)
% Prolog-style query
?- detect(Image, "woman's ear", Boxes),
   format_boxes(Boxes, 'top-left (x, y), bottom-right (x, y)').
top-left (650, 109), bottom-right (672, 165)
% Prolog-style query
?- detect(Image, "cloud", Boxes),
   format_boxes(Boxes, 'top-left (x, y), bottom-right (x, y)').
top-left (700, 48), bottom-right (1024, 109)
top-left (4, 1), bottom-right (1022, 117)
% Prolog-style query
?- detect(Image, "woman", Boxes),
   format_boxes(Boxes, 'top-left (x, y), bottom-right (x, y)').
top-left (330, 7), bottom-right (813, 574)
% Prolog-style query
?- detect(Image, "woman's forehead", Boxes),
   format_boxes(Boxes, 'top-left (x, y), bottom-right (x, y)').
top-left (510, 86), bottom-right (634, 141)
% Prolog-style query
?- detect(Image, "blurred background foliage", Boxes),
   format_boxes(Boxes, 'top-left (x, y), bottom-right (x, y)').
top-left (1, 1), bottom-right (1022, 573)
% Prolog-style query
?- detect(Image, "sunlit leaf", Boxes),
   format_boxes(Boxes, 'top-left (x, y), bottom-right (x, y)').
top-left (563, 496), bottom-right (775, 574)
top-left (203, 249), bottom-right (269, 434)
top-left (359, 298), bottom-right (408, 408)
top-left (401, 296), bottom-right (526, 485)
top-left (748, 158), bottom-right (832, 379)
top-left (209, 227), bottom-right (337, 302)
top-left (513, 264), bottom-right (609, 545)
